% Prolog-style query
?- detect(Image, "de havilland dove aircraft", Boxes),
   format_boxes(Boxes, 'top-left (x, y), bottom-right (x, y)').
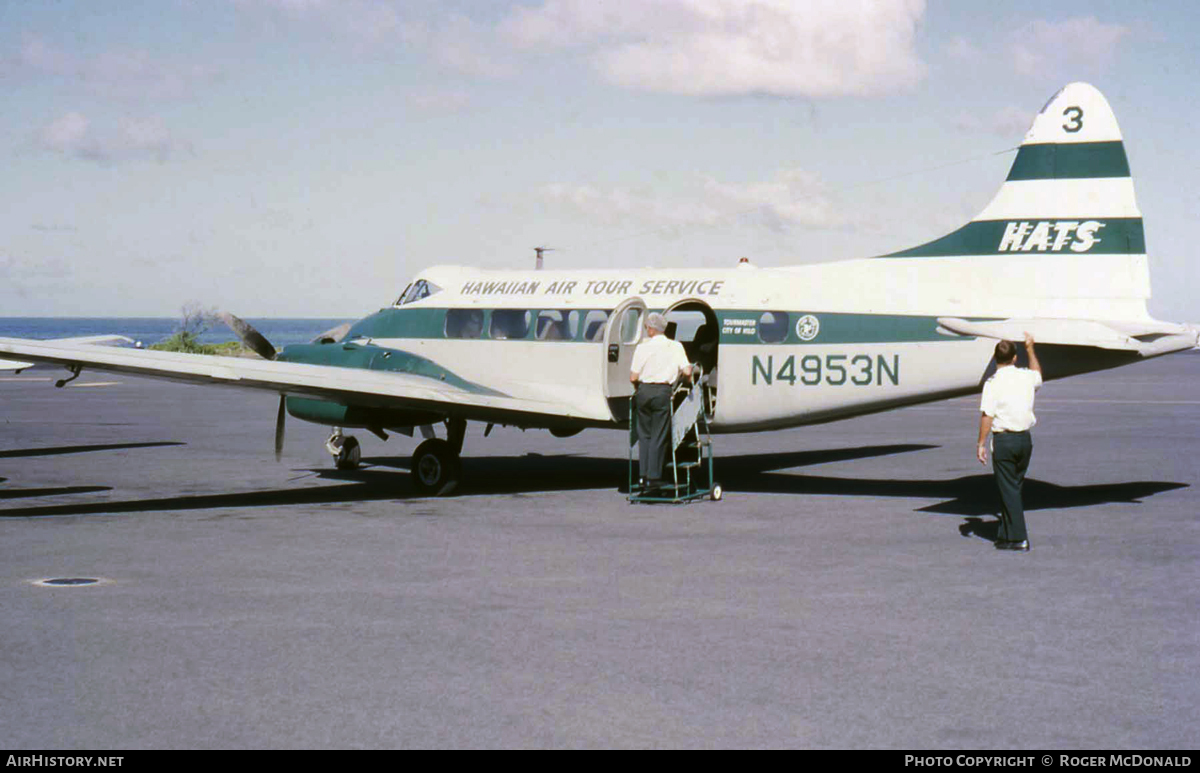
top-left (2, 83), bottom-right (1197, 496)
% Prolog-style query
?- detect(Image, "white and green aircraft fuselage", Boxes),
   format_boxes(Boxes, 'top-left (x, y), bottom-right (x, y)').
top-left (2, 83), bottom-right (1196, 495)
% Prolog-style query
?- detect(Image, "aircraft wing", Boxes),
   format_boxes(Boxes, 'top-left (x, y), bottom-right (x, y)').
top-left (0, 337), bottom-right (604, 426)
top-left (0, 335), bottom-right (136, 372)
top-left (936, 317), bottom-right (1200, 358)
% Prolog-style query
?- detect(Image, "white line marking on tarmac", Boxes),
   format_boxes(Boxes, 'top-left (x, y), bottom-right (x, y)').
top-left (910, 398), bottom-right (1200, 411)
top-left (0, 377), bottom-right (52, 382)
top-left (68, 381), bottom-right (122, 388)
top-left (1038, 398), bottom-right (1200, 405)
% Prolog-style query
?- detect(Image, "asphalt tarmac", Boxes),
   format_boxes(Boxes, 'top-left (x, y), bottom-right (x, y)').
top-left (1, 353), bottom-right (1197, 749)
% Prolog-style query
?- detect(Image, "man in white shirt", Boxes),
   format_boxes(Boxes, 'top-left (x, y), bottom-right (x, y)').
top-left (630, 313), bottom-right (693, 493)
top-left (977, 333), bottom-right (1042, 551)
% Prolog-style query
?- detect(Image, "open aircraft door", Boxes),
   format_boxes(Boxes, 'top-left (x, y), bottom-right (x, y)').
top-left (603, 297), bottom-right (646, 423)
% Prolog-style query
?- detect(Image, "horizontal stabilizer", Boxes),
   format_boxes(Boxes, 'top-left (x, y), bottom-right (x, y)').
top-left (1, 358), bottom-right (34, 372)
top-left (0, 336), bottom-right (135, 372)
top-left (49, 335), bottom-right (138, 347)
top-left (936, 317), bottom-right (1199, 357)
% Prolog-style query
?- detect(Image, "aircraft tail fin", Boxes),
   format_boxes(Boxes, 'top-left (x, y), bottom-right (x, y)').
top-left (883, 83), bottom-right (1152, 321)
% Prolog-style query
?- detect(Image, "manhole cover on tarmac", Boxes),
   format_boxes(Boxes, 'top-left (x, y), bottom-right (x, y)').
top-left (31, 578), bottom-right (105, 587)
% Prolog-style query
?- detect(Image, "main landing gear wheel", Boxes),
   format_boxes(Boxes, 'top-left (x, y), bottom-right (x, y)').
top-left (411, 438), bottom-right (462, 496)
top-left (334, 436), bottom-right (361, 470)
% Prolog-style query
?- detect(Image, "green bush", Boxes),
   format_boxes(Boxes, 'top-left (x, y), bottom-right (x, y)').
top-left (149, 332), bottom-right (248, 356)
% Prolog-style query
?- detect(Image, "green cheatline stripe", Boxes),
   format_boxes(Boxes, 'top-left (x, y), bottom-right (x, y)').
top-left (1006, 141), bottom-right (1129, 180)
top-left (717, 311), bottom-right (960, 345)
top-left (881, 217), bottom-right (1144, 258)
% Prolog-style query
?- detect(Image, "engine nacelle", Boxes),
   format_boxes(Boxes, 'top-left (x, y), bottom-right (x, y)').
top-left (286, 397), bottom-right (442, 431)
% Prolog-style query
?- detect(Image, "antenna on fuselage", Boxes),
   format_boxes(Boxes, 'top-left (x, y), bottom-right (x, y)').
top-left (534, 246), bottom-right (554, 270)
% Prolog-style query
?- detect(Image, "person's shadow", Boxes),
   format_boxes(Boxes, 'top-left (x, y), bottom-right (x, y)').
top-left (959, 517), bottom-right (1000, 542)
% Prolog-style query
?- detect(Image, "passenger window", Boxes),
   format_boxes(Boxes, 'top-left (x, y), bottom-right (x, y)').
top-left (445, 309), bottom-right (484, 339)
top-left (535, 310), bottom-right (576, 341)
top-left (619, 308), bottom-right (642, 345)
top-left (665, 310), bottom-right (707, 342)
top-left (758, 311), bottom-right (790, 343)
top-left (581, 310), bottom-right (609, 342)
top-left (490, 309), bottom-right (531, 340)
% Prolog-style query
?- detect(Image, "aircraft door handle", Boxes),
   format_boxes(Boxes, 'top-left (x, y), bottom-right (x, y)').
top-left (608, 344), bottom-right (620, 363)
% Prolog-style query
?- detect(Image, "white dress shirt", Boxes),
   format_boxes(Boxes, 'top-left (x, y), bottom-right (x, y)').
top-left (631, 335), bottom-right (690, 384)
top-left (980, 366), bottom-right (1042, 432)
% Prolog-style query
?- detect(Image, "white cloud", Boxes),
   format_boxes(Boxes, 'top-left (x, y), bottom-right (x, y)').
top-left (235, 1), bottom-right (517, 75)
top-left (953, 105), bottom-right (1033, 137)
top-left (700, 169), bottom-right (847, 230)
top-left (945, 35), bottom-right (982, 62)
top-left (242, 0), bottom-right (331, 9)
top-left (402, 13), bottom-right (519, 79)
top-left (406, 88), bottom-right (472, 113)
top-left (500, 0), bottom-right (928, 97)
top-left (539, 168), bottom-right (846, 234)
top-left (230, 0), bottom-right (928, 96)
top-left (18, 35), bottom-right (75, 76)
top-left (38, 112), bottom-right (91, 154)
top-left (13, 34), bottom-right (222, 102)
top-left (1011, 17), bottom-right (1129, 78)
top-left (0, 252), bottom-right (72, 299)
top-left (37, 113), bottom-right (191, 164)
top-left (0, 252), bottom-right (67, 278)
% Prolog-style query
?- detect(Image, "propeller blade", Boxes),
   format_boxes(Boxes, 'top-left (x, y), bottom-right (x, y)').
top-left (275, 395), bottom-right (286, 462)
top-left (311, 322), bottom-right (352, 344)
top-left (220, 312), bottom-right (277, 361)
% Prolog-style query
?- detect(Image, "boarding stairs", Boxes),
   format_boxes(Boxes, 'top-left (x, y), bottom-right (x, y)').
top-left (628, 369), bottom-right (720, 504)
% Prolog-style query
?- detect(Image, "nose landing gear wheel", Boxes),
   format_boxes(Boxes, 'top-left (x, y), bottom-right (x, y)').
top-left (411, 438), bottom-right (462, 496)
top-left (334, 436), bottom-right (361, 470)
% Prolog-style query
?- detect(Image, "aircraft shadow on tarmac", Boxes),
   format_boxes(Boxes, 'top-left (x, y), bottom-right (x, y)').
top-left (0, 441), bottom-right (185, 459)
top-left (0, 442), bottom-right (1188, 520)
top-left (0, 442), bottom-right (177, 506)
top-left (0, 485), bottom-right (113, 501)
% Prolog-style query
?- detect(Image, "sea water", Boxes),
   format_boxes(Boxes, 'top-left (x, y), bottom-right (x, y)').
top-left (0, 318), bottom-right (350, 348)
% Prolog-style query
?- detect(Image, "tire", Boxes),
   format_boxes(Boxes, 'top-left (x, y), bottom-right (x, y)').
top-left (711, 483), bottom-right (723, 502)
top-left (410, 439), bottom-right (462, 496)
top-left (335, 436), bottom-right (361, 470)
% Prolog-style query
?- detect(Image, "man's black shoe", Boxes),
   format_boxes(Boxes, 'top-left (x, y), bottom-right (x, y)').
top-left (995, 539), bottom-right (1031, 551)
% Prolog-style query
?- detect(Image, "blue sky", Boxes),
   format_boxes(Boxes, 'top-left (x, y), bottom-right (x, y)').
top-left (1, 0), bottom-right (1197, 322)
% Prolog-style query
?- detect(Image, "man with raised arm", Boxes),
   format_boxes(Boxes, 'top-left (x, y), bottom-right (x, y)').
top-left (631, 312), bottom-right (693, 494)
top-left (977, 333), bottom-right (1042, 551)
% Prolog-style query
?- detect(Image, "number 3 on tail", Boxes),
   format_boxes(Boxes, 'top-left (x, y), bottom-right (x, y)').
top-left (1063, 106), bottom-right (1083, 133)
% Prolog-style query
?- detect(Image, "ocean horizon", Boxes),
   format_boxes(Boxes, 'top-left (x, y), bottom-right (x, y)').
top-left (0, 317), bottom-right (351, 348)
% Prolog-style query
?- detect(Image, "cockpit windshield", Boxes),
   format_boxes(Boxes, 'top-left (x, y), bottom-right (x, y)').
top-left (395, 279), bottom-right (442, 306)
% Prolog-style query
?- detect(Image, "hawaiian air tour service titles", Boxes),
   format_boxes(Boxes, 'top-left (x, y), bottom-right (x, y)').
top-left (459, 278), bottom-right (726, 297)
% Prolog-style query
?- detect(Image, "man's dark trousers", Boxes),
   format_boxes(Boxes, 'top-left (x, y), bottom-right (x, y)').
top-left (992, 430), bottom-right (1032, 542)
top-left (635, 383), bottom-right (672, 484)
